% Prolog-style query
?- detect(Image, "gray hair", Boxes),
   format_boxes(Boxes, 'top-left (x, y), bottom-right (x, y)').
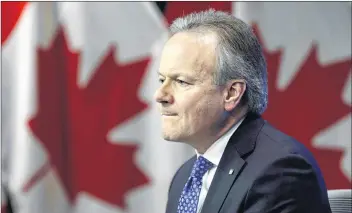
top-left (169, 9), bottom-right (268, 114)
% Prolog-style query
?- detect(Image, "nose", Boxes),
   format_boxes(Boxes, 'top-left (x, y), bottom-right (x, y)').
top-left (154, 82), bottom-right (174, 105)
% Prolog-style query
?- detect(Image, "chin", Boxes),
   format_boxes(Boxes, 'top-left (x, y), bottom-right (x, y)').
top-left (161, 130), bottom-right (181, 141)
top-left (162, 131), bottom-right (193, 144)
top-left (162, 133), bottom-right (179, 142)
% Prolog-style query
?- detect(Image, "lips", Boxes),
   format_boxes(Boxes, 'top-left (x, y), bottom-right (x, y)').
top-left (161, 112), bottom-right (177, 116)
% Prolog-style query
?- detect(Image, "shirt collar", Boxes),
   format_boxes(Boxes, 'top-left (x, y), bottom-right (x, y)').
top-left (195, 116), bottom-right (245, 166)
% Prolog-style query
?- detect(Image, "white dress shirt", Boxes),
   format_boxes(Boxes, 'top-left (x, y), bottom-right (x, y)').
top-left (195, 117), bottom-right (245, 213)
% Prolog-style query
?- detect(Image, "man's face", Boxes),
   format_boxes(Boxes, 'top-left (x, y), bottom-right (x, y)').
top-left (154, 32), bottom-right (226, 144)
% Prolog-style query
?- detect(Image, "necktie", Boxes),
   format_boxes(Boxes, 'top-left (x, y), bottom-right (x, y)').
top-left (177, 156), bottom-right (214, 213)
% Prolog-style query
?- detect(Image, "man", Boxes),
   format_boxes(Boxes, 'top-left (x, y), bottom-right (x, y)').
top-left (154, 9), bottom-right (332, 213)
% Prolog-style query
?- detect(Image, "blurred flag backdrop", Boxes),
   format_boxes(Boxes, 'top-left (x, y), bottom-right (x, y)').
top-left (1, 2), bottom-right (351, 213)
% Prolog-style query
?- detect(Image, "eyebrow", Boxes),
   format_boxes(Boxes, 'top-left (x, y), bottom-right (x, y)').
top-left (157, 71), bottom-right (197, 81)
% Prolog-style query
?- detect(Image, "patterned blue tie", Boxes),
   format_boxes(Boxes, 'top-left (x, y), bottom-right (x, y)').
top-left (177, 156), bottom-right (214, 213)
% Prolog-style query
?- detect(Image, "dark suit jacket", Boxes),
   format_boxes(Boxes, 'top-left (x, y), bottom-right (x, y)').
top-left (166, 113), bottom-right (332, 213)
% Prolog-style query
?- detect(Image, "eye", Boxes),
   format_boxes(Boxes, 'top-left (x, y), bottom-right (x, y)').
top-left (176, 79), bottom-right (189, 86)
top-left (159, 78), bottom-right (165, 84)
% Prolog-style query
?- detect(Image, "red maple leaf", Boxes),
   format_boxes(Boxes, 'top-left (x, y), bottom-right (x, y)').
top-left (253, 25), bottom-right (352, 189)
top-left (24, 26), bottom-right (150, 208)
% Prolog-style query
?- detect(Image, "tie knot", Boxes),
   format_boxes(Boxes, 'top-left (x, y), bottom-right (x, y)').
top-left (190, 156), bottom-right (214, 180)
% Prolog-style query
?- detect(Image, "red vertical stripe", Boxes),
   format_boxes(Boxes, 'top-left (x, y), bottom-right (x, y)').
top-left (1, 1), bottom-right (27, 44)
top-left (1, 205), bottom-right (7, 213)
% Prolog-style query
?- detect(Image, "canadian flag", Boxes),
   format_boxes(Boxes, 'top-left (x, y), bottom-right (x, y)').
top-left (234, 2), bottom-right (351, 189)
top-left (1, 2), bottom-right (193, 213)
top-left (1, 2), bottom-right (351, 213)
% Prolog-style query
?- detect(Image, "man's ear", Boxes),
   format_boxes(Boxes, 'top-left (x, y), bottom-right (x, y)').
top-left (223, 79), bottom-right (246, 112)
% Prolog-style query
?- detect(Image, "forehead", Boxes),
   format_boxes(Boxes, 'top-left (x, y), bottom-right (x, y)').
top-left (159, 32), bottom-right (217, 77)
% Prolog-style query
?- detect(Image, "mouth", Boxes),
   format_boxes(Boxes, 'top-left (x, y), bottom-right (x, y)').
top-left (161, 113), bottom-right (177, 116)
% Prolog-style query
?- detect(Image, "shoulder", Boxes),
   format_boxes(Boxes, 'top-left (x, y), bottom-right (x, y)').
top-left (165, 155), bottom-right (197, 212)
top-left (255, 121), bottom-right (321, 168)
top-left (168, 155), bottom-right (196, 193)
top-left (243, 152), bottom-right (331, 212)
top-left (238, 117), bottom-right (330, 191)
top-left (249, 120), bottom-right (325, 179)
top-left (241, 121), bottom-right (331, 211)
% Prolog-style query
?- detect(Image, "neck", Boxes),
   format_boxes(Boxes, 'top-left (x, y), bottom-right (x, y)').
top-left (193, 106), bottom-right (248, 154)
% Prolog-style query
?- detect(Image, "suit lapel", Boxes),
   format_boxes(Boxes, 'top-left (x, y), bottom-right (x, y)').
top-left (201, 149), bottom-right (245, 213)
top-left (201, 113), bottom-right (265, 213)
top-left (167, 156), bottom-right (196, 213)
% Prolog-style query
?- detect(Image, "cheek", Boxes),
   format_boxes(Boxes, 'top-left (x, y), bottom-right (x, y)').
top-left (184, 93), bottom-right (221, 122)
top-left (171, 95), bottom-right (198, 128)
